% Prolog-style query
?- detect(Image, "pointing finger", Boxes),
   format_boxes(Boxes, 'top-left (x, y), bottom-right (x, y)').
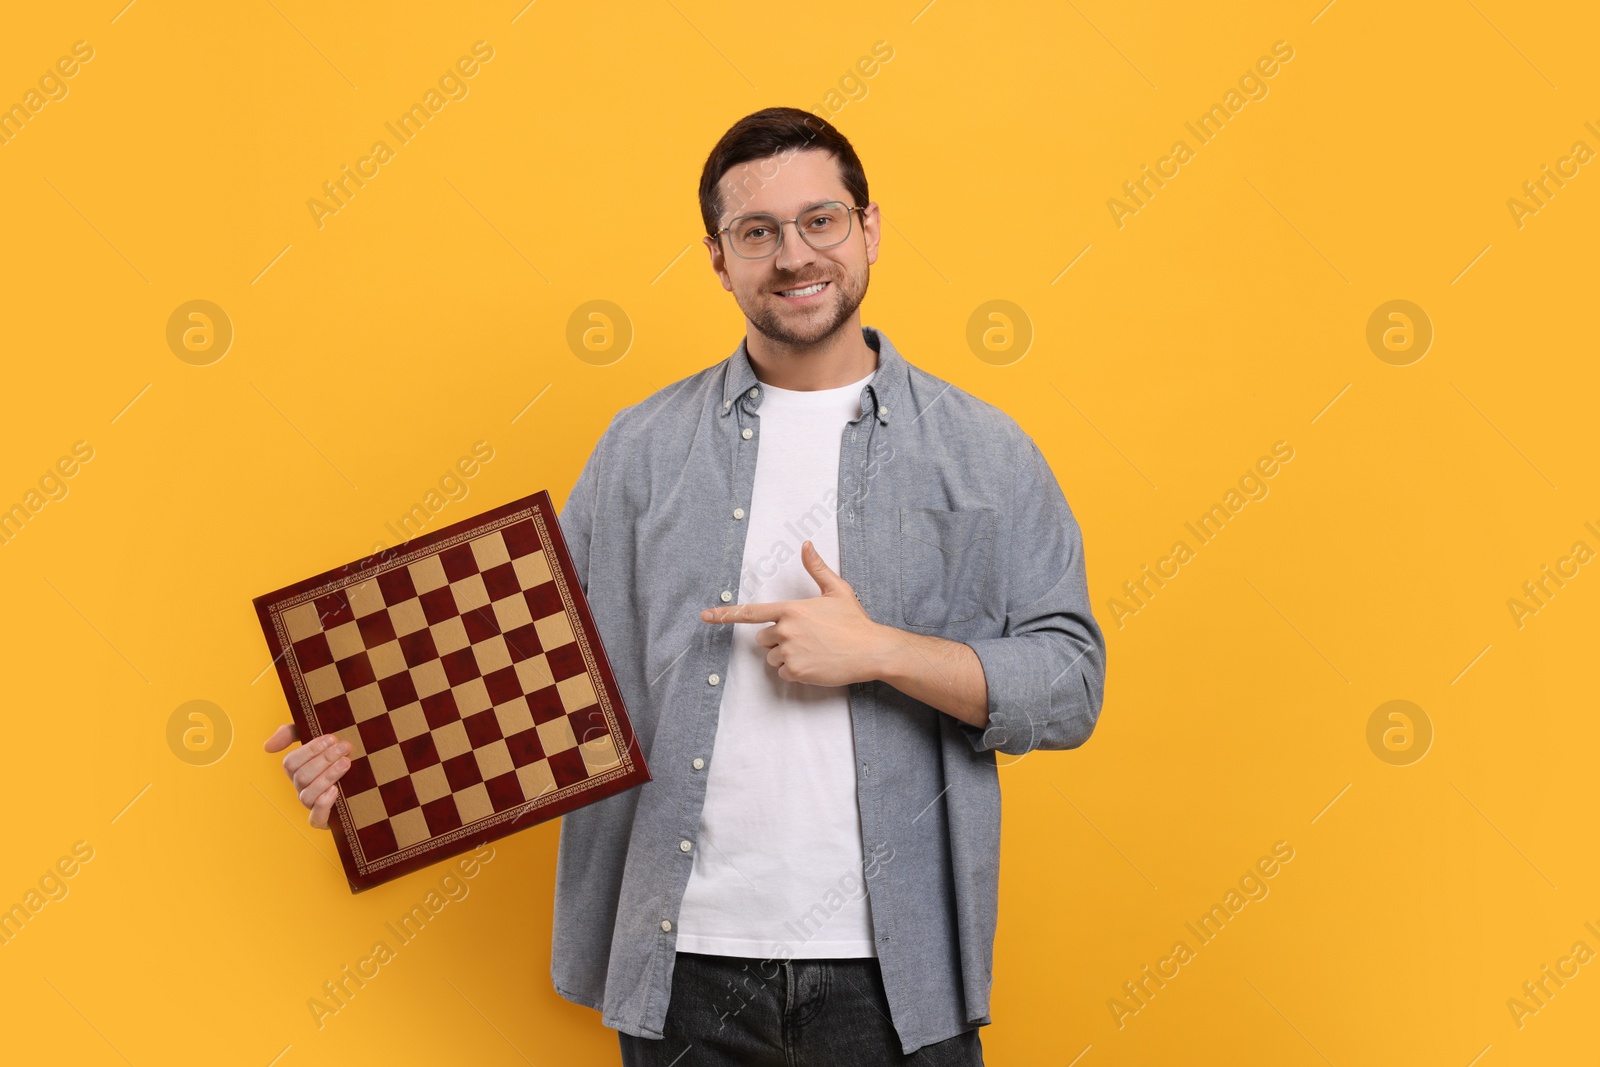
top-left (701, 601), bottom-right (785, 624)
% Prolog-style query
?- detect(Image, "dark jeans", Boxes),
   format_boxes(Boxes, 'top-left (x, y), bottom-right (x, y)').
top-left (617, 951), bottom-right (984, 1066)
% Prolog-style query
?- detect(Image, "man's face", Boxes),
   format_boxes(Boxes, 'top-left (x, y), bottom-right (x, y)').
top-left (703, 148), bottom-right (880, 348)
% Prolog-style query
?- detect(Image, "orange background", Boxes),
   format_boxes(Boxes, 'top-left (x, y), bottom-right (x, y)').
top-left (1, 1), bottom-right (1596, 1063)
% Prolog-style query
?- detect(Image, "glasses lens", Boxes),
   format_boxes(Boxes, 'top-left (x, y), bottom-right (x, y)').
top-left (730, 215), bottom-right (780, 258)
top-left (798, 202), bottom-right (852, 249)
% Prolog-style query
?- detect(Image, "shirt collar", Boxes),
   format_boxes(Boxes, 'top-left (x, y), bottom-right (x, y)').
top-left (720, 325), bottom-right (904, 426)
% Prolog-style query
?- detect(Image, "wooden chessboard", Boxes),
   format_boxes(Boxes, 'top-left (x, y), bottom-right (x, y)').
top-left (253, 490), bottom-right (648, 893)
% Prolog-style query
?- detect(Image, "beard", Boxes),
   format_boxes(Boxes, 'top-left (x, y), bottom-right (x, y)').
top-left (736, 259), bottom-right (870, 349)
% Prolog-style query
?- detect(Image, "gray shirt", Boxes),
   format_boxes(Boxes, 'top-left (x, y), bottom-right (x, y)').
top-left (550, 325), bottom-right (1108, 1055)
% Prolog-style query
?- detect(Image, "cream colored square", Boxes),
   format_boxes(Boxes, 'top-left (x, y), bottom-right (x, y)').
top-left (282, 601), bottom-right (323, 642)
top-left (348, 683), bottom-right (387, 722)
top-left (494, 700), bottom-right (534, 737)
top-left (388, 598), bottom-right (428, 637)
top-left (453, 678), bottom-right (491, 715)
top-left (454, 782), bottom-right (493, 824)
top-left (303, 663), bottom-right (343, 704)
top-left (335, 729), bottom-right (366, 760)
top-left (474, 738), bottom-right (513, 780)
top-left (410, 555), bottom-right (448, 593)
top-left (347, 579), bottom-right (386, 619)
top-left (411, 659), bottom-right (448, 698)
top-left (390, 703), bottom-right (428, 742)
top-left (537, 714), bottom-right (577, 756)
top-left (580, 733), bottom-right (621, 773)
top-left (557, 671), bottom-right (597, 714)
top-left (534, 611), bottom-right (574, 650)
top-left (473, 635), bottom-right (512, 675)
top-left (492, 594), bottom-right (533, 632)
top-left (368, 640), bottom-right (407, 680)
top-left (432, 720), bottom-right (471, 761)
top-left (513, 550), bottom-right (552, 590)
top-left (390, 807), bottom-right (430, 850)
top-left (516, 760), bottom-right (557, 802)
top-left (411, 763), bottom-right (451, 805)
top-left (369, 745), bottom-right (409, 785)
top-left (471, 532), bottom-right (511, 571)
top-left (431, 616), bottom-right (469, 655)
top-left (451, 573), bottom-right (490, 614)
top-left (345, 787), bottom-right (389, 829)
top-left (515, 655), bottom-right (554, 693)
top-left (325, 621), bottom-right (365, 660)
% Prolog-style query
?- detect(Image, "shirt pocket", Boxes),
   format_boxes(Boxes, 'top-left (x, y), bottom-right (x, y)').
top-left (898, 506), bottom-right (1000, 629)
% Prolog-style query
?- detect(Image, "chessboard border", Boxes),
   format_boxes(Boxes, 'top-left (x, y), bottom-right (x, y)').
top-left (252, 489), bottom-right (650, 893)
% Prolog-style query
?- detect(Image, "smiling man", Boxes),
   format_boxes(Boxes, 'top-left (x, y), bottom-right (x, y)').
top-left (549, 107), bottom-right (1108, 1064)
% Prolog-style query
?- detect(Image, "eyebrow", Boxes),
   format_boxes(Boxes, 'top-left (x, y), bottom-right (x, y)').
top-left (726, 199), bottom-right (839, 220)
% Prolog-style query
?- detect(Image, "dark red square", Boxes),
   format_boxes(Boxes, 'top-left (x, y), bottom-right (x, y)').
top-left (525, 581), bottom-right (563, 619)
top-left (357, 714), bottom-right (397, 752)
top-left (377, 567), bottom-right (418, 606)
top-left (356, 818), bottom-right (399, 860)
top-left (548, 747), bottom-right (589, 789)
top-left (379, 775), bottom-right (420, 816)
top-left (341, 756), bottom-right (377, 796)
top-left (356, 611), bottom-right (397, 648)
top-left (293, 632), bottom-right (333, 672)
top-left (485, 771), bottom-right (525, 812)
top-left (505, 728), bottom-right (545, 767)
top-left (422, 795), bottom-right (463, 836)
top-left (462, 709), bottom-right (502, 748)
top-left (399, 628), bottom-right (439, 667)
top-left (481, 562), bottom-right (522, 602)
top-left (527, 687), bottom-right (565, 724)
top-left (502, 519), bottom-right (539, 559)
top-left (335, 652), bottom-right (376, 691)
top-left (441, 648), bottom-right (480, 686)
top-left (399, 731), bottom-right (440, 772)
top-left (439, 543), bottom-right (479, 582)
top-left (547, 643), bottom-right (587, 684)
top-left (419, 586), bottom-right (460, 624)
top-left (483, 665), bottom-right (523, 706)
top-left (462, 608), bottom-right (500, 643)
top-left (314, 693), bottom-right (356, 733)
top-left (503, 623), bottom-right (543, 661)
top-left (441, 751), bottom-right (483, 792)
top-left (567, 707), bottom-right (610, 748)
top-left (420, 690), bottom-right (461, 729)
top-left (314, 590), bottom-right (354, 628)
top-left (378, 671), bottom-right (419, 711)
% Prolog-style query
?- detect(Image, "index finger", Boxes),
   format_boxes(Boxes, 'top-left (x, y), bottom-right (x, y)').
top-left (701, 601), bottom-right (786, 624)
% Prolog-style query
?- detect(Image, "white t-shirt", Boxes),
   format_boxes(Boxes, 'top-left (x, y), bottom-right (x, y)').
top-left (673, 368), bottom-right (878, 960)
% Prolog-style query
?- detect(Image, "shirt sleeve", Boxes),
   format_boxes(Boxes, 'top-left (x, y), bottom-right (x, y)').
top-left (556, 413), bottom-right (619, 597)
top-left (958, 433), bottom-right (1107, 755)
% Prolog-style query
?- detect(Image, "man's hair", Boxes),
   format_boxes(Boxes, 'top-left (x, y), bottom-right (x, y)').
top-left (698, 107), bottom-right (869, 238)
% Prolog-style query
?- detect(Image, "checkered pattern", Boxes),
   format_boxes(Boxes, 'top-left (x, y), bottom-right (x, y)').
top-left (276, 516), bottom-right (623, 866)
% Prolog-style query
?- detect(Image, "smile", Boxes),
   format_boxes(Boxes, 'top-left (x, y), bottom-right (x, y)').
top-left (775, 280), bottom-right (829, 301)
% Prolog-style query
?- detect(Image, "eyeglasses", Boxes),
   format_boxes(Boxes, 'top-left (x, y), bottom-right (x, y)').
top-left (711, 201), bottom-right (866, 259)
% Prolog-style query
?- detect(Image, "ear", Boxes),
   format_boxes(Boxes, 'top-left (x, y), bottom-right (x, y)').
top-left (703, 234), bottom-right (733, 292)
top-left (861, 201), bottom-right (881, 267)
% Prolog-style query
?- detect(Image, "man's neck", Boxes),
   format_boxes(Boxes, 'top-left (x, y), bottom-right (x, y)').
top-left (745, 317), bottom-right (878, 391)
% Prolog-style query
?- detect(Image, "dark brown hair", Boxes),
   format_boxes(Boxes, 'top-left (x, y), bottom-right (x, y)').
top-left (698, 107), bottom-right (869, 238)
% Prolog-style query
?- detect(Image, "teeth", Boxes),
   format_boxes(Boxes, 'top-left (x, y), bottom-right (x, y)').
top-left (779, 281), bottom-right (827, 297)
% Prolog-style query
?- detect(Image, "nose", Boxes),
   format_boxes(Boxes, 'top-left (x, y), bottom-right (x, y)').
top-left (773, 218), bottom-right (819, 274)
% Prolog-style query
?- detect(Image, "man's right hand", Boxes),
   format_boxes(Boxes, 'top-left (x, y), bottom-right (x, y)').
top-left (263, 724), bottom-right (352, 829)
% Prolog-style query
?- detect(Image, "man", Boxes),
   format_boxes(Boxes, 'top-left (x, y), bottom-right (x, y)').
top-left (268, 107), bottom-right (1107, 1064)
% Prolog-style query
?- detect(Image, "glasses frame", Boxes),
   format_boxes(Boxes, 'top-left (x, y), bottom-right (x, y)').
top-left (711, 201), bottom-right (867, 260)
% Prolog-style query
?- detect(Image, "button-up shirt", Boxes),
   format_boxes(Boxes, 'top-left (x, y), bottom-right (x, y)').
top-left (550, 325), bottom-right (1108, 1055)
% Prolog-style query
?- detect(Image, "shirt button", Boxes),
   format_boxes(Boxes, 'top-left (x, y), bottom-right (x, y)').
top-left (733, 507), bottom-right (745, 520)
top-left (720, 590), bottom-right (732, 602)
top-left (741, 427), bottom-right (753, 440)
top-left (748, 387), bottom-right (759, 399)
top-left (723, 399), bottom-right (731, 409)
top-left (679, 839), bottom-right (693, 852)
top-left (881, 405), bottom-right (890, 415)
top-left (692, 757), bottom-right (705, 770)
top-left (661, 919), bottom-right (673, 931)
top-left (708, 673), bottom-right (720, 686)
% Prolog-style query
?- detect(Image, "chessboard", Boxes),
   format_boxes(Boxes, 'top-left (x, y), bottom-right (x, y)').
top-left (253, 490), bottom-right (648, 893)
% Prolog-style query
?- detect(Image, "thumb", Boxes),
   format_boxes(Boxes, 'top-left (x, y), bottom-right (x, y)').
top-left (801, 541), bottom-right (847, 594)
